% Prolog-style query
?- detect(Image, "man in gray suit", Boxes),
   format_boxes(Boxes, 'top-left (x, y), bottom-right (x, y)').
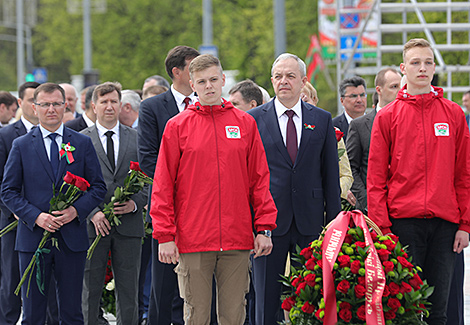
top-left (346, 68), bottom-right (401, 213)
top-left (81, 82), bottom-right (148, 325)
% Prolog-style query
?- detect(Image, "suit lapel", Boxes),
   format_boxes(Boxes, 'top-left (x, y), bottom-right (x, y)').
top-left (261, 101), bottom-right (292, 165)
top-left (31, 127), bottom-right (56, 183)
top-left (297, 103), bottom-right (315, 165)
top-left (15, 120), bottom-right (27, 137)
top-left (165, 91), bottom-right (180, 118)
top-left (116, 125), bottom-right (129, 173)
top-left (365, 109), bottom-right (377, 133)
top-left (89, 125), bottom-right (114, 174)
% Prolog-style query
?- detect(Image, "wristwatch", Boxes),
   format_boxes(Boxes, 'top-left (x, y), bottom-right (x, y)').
top-left (258, 230), bottom-right (272, 238)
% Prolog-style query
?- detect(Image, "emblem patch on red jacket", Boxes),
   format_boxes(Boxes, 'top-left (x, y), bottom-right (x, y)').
top-left (434, 123), bottom-right (449, 136)
top-left (225, 126), bottom-right (241, 139)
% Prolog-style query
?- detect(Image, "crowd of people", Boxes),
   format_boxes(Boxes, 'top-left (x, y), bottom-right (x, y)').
top-left (0, 38), bottom-right (468, 325)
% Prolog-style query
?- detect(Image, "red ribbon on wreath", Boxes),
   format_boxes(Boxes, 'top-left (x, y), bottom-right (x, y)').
top-left (322, 211), bottom-right (386, 325)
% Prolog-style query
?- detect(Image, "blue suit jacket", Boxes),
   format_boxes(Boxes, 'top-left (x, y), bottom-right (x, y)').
top-left (248, 100), bottom-right (341, 237)
top-left (333, 112), bottom-right (349, 140)
top-left (1, 126), bottom-right (106, 252)
top-left (0, 120), bottom-right (27, 223)
top-left (138, 90), bottom-right (179, 178)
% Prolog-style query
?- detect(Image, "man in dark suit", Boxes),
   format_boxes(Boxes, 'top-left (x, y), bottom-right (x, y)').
top-left (138, 45), bottom-right (199, 325)
top-left (1, 83), bottom-right (106, 324)
top-left (0, 91), bottom-right (18, 128)
top-left (81, 82), bottom-right (147, 324)
top-left (346, 68), bottom-right (401, 214)
top-left (0, 82), bottom-right (39, 324)
top-left (332, 76), bottom-right (367, 140)
top-left (248, 53), bottom-right (341, 324)
top-left (66, 85), bottom-right (97, 132)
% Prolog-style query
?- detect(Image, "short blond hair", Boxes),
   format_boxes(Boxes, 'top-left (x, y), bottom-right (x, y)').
top-left (302, 81), bottom-right (318, 104)
top-left (188, 54), bottom-right (223, 80)
top-left (403, 38), bottom-right (432, 61)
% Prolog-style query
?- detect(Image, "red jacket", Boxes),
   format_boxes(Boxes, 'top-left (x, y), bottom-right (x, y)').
top-left (151, 100), bottom-right (277, 253)
top-left (368, 86), bottom-right (470, 234)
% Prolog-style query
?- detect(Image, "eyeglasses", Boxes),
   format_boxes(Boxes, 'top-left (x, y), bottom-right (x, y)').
top-left (343, 93), bottom-right (367, 99)
top-left (34, 102), bottom-right (65, 108)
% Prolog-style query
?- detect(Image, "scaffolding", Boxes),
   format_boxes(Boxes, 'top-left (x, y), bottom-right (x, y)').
top-left (333, 0), bottom-right (470, 114)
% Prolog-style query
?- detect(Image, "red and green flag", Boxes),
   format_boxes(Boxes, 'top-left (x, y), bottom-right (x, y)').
top-left (305, 35), bottom-right (325, 85)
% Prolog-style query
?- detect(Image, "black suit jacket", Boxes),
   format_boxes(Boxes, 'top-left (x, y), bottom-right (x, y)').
top-left (138, 90), bottom-right (180, 178)
top-left (346, 109), bottom-right (376, 213)
top-left (0, 120), bottom-right (27, 220)
top-left (333, 112), bottom-right (349, 140)
top-left (248, 100), bottom-right (341, 237)
top-left (65, 115), bottom-right (88, 132)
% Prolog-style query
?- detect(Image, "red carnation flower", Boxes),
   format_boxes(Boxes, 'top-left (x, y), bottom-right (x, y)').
top-left (339, 308), bottom-right (352, 322)
top-left (387, 297), bottom-right (401, 312)
top-left (383, 261), bottom-right (394, 273)
top-left (400, 282), bottom-right (412, 293)
top-left (357, 305), bottom-right (366, 321)
top-left (300, 247), bottom-right (313, 260)
top-left (304, 273), bottom-right (316, 286)
top-left (354, 284), bottom-right (366, 298)
top-left (296, 282), bottom-right (307, 295)
top-left (351, 260), bottom-right (361, 274)
top-left (389, 282), bottom-right (400, 295)
top-left (281, 295), bottom-right (296, 311)
top-left (409, 274), bottom-right (423, 290)
top-left (377, 249), bottom-right (391, 262)
top-left (337, 279), bottom-right (350, 294)
top-left (339, 301), bottom-right (352, 310)
top-left (302, 301), bottom-right (315, 314)
top-left (338, 255), bottom-right (351, 268)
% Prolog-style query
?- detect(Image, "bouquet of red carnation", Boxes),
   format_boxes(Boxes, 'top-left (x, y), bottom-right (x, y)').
top-left (15, 172), bottom-right (90, 297)
top-left (87, 161), bottom-right (153, 259)
top-left (281, 210), bottom-right (433, 325)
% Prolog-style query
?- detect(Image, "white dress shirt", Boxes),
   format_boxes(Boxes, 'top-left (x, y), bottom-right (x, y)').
top-left (274, 97), bottom-right (302, 148)
top-left (171, 84), bottom-right (196, 113)
top-left (39, 124), bottom-right (64, 161)
top-left (96, 121), bottom-right (120, 167)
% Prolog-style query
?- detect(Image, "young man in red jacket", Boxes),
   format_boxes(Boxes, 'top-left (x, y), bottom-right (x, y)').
top-left (150, 54), bottom-right (277, 324)
top-left (368, 38), bottom-right (470, 325)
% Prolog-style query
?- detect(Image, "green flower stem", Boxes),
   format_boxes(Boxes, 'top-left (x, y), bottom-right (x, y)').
top-left (15, 231), bottom-right (51, 297)
top-left (0, 219), bottom-right (19, 238)
top-left (87, 233), bottom-right (102, 260)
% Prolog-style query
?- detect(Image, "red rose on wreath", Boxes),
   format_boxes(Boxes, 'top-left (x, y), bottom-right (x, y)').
top-left (358, 276), bottom-right (365, 286)
top-left (305, 258), bottom-right (316, 271)
top-left (281, 295), bottom-right (296, 311)
top-left (383, 284), bottom-right (390, 297)
top-left (389, 282), bottom-right (400, 295)
top-left (295, 282), bottom-right (307, 295)
top-left (337, 279), bottom-right (350, 294)
top-left (339, 301), bottom-right (351, 310)
top-left (385, 310), bottom-right (396, 320)
top-left (301, 301), bottom-right (315, 314)
top-left (387, 297), bottom-right (401, 312)
top-left (350, 260), bottom-right (361, 274)
top-left (291, 276), bottom-right (302, 288)
top-left (300, 247), bottom-right (313, 259)
top-left (339, 308), bottom-right (352, 322)
top-left (304, 273), bottom-right (316, 286)
top-left (357, 305), bottom-right (366, 321)
top-left (383, 260), bottom-right (394, 273)
top-left (377, 248), bottom-right (390, 261)
top-left (338, 254), bottom-right (351, 268)
top-left (397, 256), bottom-right (413, 270)
top-left (354, 284), bottom-right (366, 298)
top-left (409, 274), bottom-right (424, 290)
top-left (401, 281), bottom-right (413, 293)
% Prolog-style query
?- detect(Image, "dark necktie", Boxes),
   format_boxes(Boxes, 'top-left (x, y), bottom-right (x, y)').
top-left (48, 133), bottom-right (59, 178)
top-left (285, 110), bottom-right (298, 164)
top-left (105, 131), bottom-right (115, 172)
top-left (183, 97), bottom-right (191, 110)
